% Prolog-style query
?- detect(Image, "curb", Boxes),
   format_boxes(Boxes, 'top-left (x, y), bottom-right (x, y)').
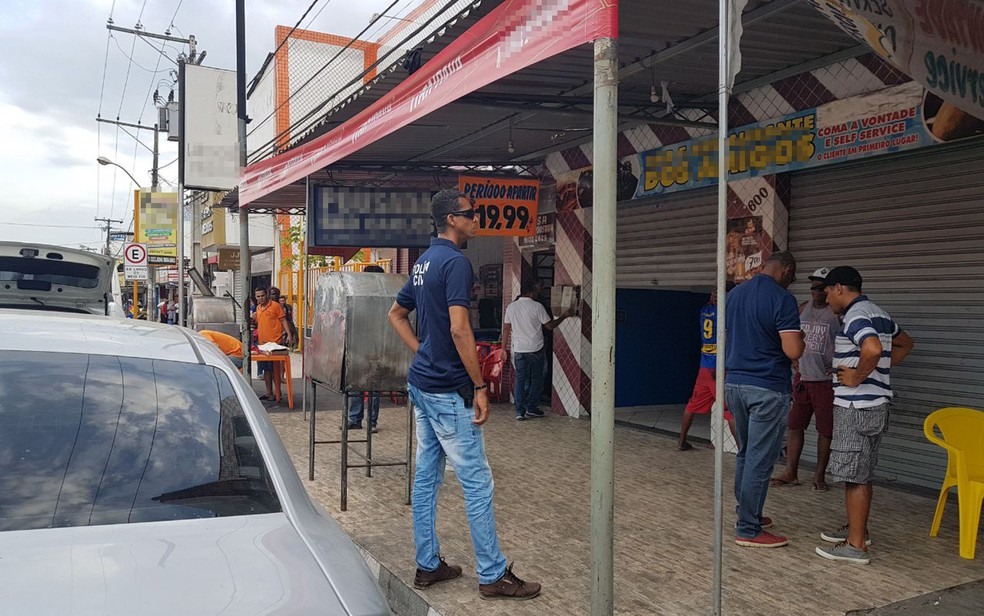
top-left (358, 546), bottom-right (447, 616)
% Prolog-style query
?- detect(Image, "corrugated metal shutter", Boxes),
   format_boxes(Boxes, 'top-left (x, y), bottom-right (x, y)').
top-left (788, 141), bottom-right (984, 490)
top-left (617, 187), bottom-right (717, 290)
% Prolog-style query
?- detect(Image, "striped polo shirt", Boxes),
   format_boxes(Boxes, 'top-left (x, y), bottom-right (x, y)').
top-left (832, 295), bottom-right (901, 408)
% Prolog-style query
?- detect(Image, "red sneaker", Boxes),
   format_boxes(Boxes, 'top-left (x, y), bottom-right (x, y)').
top-left (735, 531), bottom-right (788, 548)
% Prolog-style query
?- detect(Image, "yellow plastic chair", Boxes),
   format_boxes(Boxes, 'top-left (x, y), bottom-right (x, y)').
top-left (923, 407), bottom-right (984, 559)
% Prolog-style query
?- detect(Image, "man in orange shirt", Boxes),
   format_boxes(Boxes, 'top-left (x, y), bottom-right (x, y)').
top-left (254, 286), bottom-right (295, 401)
top-left (199, 330), bottom-right (244, 368)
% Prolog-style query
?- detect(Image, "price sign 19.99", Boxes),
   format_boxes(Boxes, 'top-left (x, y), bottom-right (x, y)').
top-left (458, 175), bottom-right (540, 237)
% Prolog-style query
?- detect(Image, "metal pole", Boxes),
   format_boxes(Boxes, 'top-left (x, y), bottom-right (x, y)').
top-left (237, 0), bottom-right (252, 379)
top-left (713, 0), bottom-right (732, 613)
top-left (590, 36), bottom-right (618, 616)
top-left (150, 125), bottom-right (159, 322)
top-left (152, 124), bottom-right (160, 192)
top-left (178, 182), bottom-right (186, 326)
top-left (133, 190), bottom-right (140, 317)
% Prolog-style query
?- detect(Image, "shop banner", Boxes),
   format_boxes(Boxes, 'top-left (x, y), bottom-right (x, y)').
top-left (137, 190), bottom-right (178, 265)
top-left (635, 82), bottom-right (983, 197)
top-left (240, 0), bottom-right (618, 206)
top-left (458, 175), bottom-right (540, 236)
top-left (804, 0), bottom-right (984, 123)
top-left (520, 212), bottom-right (556, 246)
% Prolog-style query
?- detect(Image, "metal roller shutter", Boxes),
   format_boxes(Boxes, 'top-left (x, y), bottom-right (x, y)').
top-left (617, 187), bottom-right (717, 290)
top-left (788, 141), bottom-right (984, 490)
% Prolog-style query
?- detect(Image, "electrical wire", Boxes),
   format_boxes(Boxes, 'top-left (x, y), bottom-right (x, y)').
top-left (251, 0), bottom-right (451, 159)
top-left (0, 222), bottom-right (104, 229)
top-left (246, 0), bottom-right (400, 143)
top-left (111, 36), bottom-right (172, 73)
top-left (246, 0), bottom-right (408, 159)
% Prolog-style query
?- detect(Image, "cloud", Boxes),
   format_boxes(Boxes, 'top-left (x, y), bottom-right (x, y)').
top-left (0, 0), bottom-right (407, 249)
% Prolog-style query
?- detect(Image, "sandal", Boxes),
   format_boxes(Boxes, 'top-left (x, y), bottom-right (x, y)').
top-left (812, 481), bottom-right (829, 492)
top-left (769, 477), bottom-right (801, 487)
top-left (678, 441), bottom-right (694, 451)
top-left (258, 394), bottom-right (274, 401)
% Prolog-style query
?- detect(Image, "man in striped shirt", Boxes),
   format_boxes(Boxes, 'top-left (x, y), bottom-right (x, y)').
top-left (815, 266), bottom-right (914, 565)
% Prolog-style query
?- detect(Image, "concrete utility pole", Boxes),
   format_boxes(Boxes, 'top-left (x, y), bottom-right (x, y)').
top-left (95, 217), bottom-right (124, 255)
top-left (237, 0), bottom-right (252, 377)
top-left (590, 35), bottom-right (618, 616)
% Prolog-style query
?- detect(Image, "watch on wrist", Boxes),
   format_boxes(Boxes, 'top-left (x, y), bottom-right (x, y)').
top-left (474, 383), bottom-right (488, 391)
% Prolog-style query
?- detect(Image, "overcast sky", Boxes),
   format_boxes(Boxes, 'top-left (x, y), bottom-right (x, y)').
top-left (0, 0), bottom-right (401, 252)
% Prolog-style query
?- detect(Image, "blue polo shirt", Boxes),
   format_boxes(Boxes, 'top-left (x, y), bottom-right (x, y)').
top-left (725, 274), bottom-right (801, 393)
top-left (396, 238), bottom-right (474, 393)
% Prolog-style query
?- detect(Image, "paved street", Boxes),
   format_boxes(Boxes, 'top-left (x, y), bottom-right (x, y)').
top-left (260, 371), bottom-right (983, 616)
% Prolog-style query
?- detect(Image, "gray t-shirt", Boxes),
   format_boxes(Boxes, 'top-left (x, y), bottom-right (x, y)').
top-left (799, 302), bottom-right (840, 382)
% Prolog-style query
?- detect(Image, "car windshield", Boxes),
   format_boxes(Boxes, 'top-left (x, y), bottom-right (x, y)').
top-left (0, 352), bottom-right (282, 531)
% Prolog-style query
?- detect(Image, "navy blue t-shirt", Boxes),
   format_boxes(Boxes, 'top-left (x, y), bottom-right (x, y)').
top-left (725, 274), bottom-right (801, 393)
top-left (396, 238), bottom-right (474, 393)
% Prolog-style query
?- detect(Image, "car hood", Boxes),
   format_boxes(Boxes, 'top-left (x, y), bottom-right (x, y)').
top-left (0, 513), bottom-right (376, 616)
top-left (0, 242), bottom-right (116, 315)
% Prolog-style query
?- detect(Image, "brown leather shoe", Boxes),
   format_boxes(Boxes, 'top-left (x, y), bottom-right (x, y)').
top-left (413, 557), bottom-right (462, 589)
top-left (478, 564), bottom-right (541, 601)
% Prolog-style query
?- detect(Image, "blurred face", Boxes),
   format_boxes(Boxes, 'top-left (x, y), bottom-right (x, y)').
top-left (823, 284), bottom-right (849, 314)
top-left (255, 290), bottom-right (268, 306)
top-left (446, 197), bottom-right (479, 240)
top-left (779, 263), bottom-right (797, 289)
top-left (810, 281), bottom-right (827, 305)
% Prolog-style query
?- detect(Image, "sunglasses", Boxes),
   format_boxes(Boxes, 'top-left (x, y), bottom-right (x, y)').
top-left (448, 208), bottom-right (476, 218)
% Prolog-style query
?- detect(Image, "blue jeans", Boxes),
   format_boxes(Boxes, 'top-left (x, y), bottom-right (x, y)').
top-left (347, 392), bottom-right (380, 426)
top-left (513, 349), bottom-right (546, 417)
top-left (408, 384), bottom-right (507, 584)
top-left (725, 383), bottom-right (791, 539)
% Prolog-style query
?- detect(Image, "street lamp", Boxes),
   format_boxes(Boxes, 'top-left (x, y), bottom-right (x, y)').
top-left (97, 156), bottom-right (146, 320)
top-left (96, 156), bottom-right (142, 187)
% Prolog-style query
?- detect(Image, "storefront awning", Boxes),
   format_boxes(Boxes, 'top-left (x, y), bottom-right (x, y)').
top-left (239, 0), bottom-right (618, 207)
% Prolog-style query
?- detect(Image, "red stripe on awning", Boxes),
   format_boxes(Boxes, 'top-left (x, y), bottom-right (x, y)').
top-left (240, 0), bottom-right (618, 207)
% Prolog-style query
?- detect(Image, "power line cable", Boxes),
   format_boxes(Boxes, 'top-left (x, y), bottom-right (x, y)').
top-left (249, 0), bottom-right (460, 162)
top-left (1, 222), bottom-right (104, 229)
top-left (246, 0), bottom-right (404, 156)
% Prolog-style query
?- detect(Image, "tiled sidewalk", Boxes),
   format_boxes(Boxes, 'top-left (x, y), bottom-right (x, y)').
top-left (266, 398), bottom-right (982, 616)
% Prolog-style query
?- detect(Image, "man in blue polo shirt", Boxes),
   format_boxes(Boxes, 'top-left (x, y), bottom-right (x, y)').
top-left (725, 251), bottom-right (805, 549)
top-left (388, 189), bottom-right (540, 601)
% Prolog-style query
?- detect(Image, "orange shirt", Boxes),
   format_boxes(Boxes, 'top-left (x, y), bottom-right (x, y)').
top-left (199, 330), bottom-right (244, 358)
top-left (255, 300), bottom-right (286, 344)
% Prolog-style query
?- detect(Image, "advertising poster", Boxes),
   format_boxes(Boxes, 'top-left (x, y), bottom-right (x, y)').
top-left (804, 0), bottom-right (984, 124)
top-left (137, 190), bottom-right (178, 265)
top-left (554, 160), bottom-right (639, 211)
top-left (725, 176), bottom-right (790, 284)
top-left (635, 82), bottom-right (984, 198)
top-left (458, 175), bottom-right (540, 237)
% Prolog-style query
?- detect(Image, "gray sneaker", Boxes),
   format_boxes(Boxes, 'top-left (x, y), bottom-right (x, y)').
top-left (815, 541), bottom-right (870, 564)
top-left (820, 524), bottom-right (871, 546)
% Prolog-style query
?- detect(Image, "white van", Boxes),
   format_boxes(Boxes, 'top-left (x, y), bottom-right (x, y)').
top-left (0, 242), bottom-right (125, 317)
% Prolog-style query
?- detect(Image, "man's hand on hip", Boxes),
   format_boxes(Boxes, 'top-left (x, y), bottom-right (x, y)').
top-left (472, 388), bottom-right (490, 425)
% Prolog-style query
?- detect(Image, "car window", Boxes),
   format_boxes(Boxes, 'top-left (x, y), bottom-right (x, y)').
top-left (0, 256), bottom-right (101, 290)
top-left (0, 352), bottom-right (282, 531)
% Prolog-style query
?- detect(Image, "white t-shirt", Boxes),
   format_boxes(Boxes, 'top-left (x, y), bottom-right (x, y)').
top-left (504, 297), bottom-right (551, 353)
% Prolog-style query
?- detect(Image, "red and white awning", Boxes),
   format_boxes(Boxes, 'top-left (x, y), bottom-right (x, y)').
top-left (239, 0), bottom-right (618, 207)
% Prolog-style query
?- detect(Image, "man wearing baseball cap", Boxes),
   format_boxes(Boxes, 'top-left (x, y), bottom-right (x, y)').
top-left (771, 267), bottom-right (841, 491)
top-left (815, 266), bottom-right (914, 564)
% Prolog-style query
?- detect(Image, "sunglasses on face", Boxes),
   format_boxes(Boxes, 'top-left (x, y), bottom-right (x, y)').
top-left (448, 208), bottom-right (476, 218)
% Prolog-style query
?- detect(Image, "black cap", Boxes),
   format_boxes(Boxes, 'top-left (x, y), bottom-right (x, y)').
top-left (821, 266), bottom-right (863, 289)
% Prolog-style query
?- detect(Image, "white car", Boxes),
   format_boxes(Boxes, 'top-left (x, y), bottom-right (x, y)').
top-left (0, 241), bottom-right (125, 316)
top-left (0, 310), bottom-right (391, 615)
